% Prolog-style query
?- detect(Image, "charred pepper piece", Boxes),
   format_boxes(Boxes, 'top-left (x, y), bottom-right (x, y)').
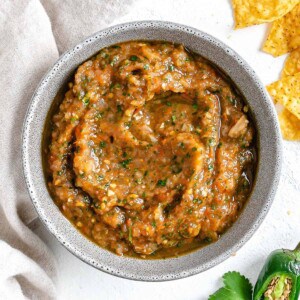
top-left (254, 243), bottom-right (300, 300)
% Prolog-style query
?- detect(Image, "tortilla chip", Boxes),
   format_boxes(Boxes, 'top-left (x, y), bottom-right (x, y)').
top-left (232, 0), bottom-right (299, 29)
top-left (282, 47), bottom-right (300, 77)
top-left (267, 73), bottom-right (300, 119)
top-left (278, 108), bottom-right (300, 140)
top-left (263, 3), bottom-right (300, 56)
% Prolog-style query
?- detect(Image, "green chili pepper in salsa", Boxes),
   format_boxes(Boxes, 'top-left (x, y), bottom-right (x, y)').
top-left (254, 242), bottom-right (300, 300)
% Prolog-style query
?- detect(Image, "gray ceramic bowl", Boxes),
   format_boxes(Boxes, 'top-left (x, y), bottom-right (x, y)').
top-left (22, 21), bottom-right (282, 281)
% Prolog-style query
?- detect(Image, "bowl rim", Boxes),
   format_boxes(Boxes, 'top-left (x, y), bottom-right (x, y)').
top-left (22, 20), bottom-right (282, 281)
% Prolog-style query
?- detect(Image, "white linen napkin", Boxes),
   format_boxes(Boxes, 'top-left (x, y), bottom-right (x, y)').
top-left (0, 0), bottom-right (134, 298)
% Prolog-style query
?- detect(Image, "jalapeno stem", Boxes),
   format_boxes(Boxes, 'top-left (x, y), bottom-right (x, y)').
top-left (295, 242), bottom-right (300, 252)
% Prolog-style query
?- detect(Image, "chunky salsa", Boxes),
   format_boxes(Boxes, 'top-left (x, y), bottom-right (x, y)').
top-left (44, 41), bottom-right (256, 258)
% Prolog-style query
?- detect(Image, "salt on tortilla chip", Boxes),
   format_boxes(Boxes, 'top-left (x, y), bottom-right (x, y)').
top-left (278, 108), bottom-right (300, 140)
top-left (232, 0), bottom-right (299, 29)
top-left (267, 72), bottom-right (300, 119)
top-left (263, 3), bottom-right (300, 56)
top-left (282, 48), bottom-right (300, 77)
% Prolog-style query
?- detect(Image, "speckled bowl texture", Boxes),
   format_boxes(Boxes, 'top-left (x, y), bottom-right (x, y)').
top-left (22, 21), bottom-right (282, 281)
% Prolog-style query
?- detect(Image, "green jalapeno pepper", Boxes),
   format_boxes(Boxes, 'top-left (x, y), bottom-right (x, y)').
top-left (254, 242), bottom-right (300, 300)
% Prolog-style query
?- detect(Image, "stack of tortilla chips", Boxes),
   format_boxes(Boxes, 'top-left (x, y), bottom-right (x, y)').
top-left (232, 1), bottom-right (300, 140)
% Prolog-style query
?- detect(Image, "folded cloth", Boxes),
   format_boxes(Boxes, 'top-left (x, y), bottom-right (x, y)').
top-left (40, 0), bottom-right (136, 53)
top-left (0, 0), bottom-right (134, 298)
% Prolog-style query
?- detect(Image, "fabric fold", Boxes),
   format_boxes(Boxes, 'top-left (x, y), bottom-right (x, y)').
top-left (0, 0), bottom-right (59, 299)
top-left (40, 0), bottom-right (136, 54)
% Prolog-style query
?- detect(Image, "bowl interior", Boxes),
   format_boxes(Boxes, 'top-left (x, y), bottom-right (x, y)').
top-left (22, 21), bottom-right (282, 281)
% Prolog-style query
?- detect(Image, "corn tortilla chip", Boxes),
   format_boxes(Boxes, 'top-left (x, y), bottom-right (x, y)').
top-left (232, 0), bottom-right (299, 29)
top-left (278, 108), bottom-right (300, 140)
top-left (263, 3), bottom-right (300, 56)
top-left (282, 48), bottom-right (300, 77)
top-left (267, 72), bottom-right (300, 119)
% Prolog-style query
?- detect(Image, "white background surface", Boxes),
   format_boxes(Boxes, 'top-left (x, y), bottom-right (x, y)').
top-left (34, 0), bottom-right (300, 299)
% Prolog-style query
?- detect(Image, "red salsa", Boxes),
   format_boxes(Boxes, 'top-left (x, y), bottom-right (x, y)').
top-left (44, 41), bottom-right (256, 258)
